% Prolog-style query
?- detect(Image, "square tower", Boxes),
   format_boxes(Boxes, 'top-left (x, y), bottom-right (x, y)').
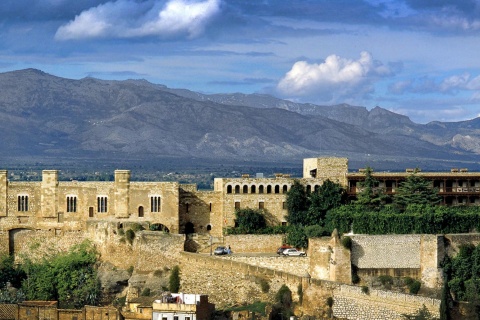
top-left (303, 157), bottom-right (349, 186)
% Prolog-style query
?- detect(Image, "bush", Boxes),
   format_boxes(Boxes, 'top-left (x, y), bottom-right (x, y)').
top-left (341, 236), bottom-right (352, 250)
top-left (141, 288), bottom-right (151, 296)
top-left (409, 280), bottom-right (421, 294)
top-left (378, 275), bottom-right (394, 286)
top-left (127, 266), bottom-right (134, 276)
top-left (169, 266), bottom-right (180, 293)
top-left (130, 223), bottom-right (145, 232)
top-left (125, 229), bottom-right (135, 245)
top-left (259, 278), bottom-right (270, 293)
top-left (361, 286), bottom-right (369, 294)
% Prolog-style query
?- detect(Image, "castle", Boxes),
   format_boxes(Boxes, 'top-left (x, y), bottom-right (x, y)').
top-left (1, 157), bottom-right (479, 246)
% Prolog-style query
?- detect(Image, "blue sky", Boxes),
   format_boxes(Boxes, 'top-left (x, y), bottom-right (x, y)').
top-left (1, 0), bottom-right (480, 124)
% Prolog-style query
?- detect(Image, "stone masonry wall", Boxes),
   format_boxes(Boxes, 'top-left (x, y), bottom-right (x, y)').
top-left (224, 234), bottom-right (285, 253)
top-left (351, 235), bottom-right (421, 269)
top-left (332, 285), bottom-right (440, 320)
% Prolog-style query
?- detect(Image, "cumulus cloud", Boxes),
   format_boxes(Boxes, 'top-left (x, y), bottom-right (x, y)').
top-left (276, 52), bottom-right (393, 103)
top-left (55, 0), bottom-right (221, 40)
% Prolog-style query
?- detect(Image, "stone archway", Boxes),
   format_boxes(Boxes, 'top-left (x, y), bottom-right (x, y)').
top-left (149, 223), bottom-right (170, 233)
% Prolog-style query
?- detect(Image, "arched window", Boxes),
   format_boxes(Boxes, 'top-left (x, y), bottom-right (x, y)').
top-left (251, 185), bottom-right (256, 193)
top-left (206, 224), bottom-right (212, 231)
top-left (235, 185), bottom-right (240, 194)
top-left (138, 206), bottom-right (144, 217)
top-left (274, 185), bottom-right (280, 194)
top-left (243, 185), bottom-right (248, 194)
top-left (283, 185), bottom-right (288, 193)
top-left (267, 185), bottom-right (272, 194)
top-left (306, 185), bottom-right (311, 193)
top-left (259, 185), bottom-right (264, 194)
top-left (227, 185), bottom-right (232, 194)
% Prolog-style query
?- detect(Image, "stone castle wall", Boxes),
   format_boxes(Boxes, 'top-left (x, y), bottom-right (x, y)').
top-left (224, 234), bottom-right (285, 253)
top-left (332, 284), bottom-right (440, 320)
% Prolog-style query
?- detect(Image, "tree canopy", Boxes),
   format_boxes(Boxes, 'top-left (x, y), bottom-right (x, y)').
top-left (393, 170), bottom-right (441, 210)
top-left (354, 166), bottom-right (389, 208)
top-left (285, 180), bottom-right (309, 226)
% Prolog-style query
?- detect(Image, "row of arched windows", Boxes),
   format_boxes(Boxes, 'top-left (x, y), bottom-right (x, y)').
top-left (225, 184), bottom-right (322, 194)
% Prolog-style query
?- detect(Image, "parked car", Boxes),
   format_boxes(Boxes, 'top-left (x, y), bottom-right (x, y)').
top-left (282, 248), bottom-right (306, 257)
top-left (214, 246), bottom-right (228, 255)
top-left (276, 245), bottom-right (291, 255)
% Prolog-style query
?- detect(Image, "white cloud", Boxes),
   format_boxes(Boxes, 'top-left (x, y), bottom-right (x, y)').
top-left (55, 0), bottom-right (221, 40)
top-left (276, 51), bottom-right (392, 103)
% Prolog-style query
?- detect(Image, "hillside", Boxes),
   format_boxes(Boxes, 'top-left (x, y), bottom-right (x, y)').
top-left (0, 69), bottom-right (478, 169)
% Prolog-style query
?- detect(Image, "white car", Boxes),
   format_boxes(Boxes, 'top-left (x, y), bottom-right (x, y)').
top-left (282, 248), bottom-right (306, 256)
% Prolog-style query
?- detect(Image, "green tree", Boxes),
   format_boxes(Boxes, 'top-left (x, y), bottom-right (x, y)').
top-left (0, 254), bottom-right (25, 288)
top-left (393, 170), bottom-right (441, 210)
top-left (169, 265), bottom-right (180, 293)
top-left (306, 179), bottom-right (346, 226)
top-left (355, 166), bottom-right (389, 208)
top-left (234, 208), bottom-right (266, 233)
top-left (286, 180), bottom-right (309, 226)
top-left (21, 240), bottom-right (101, 309)
top-left (286, 225), bottom-right (308, 249)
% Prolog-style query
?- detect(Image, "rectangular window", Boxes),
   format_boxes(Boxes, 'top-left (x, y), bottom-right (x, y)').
top-left (97, 196), bottom-right (108, 213)
top-left (185, 317), bottom-right (190, 320)
top-left (67, 196), bottom-right (77, 213)
top-left (174, 316), bottom-right (179, 320)
top-left (259, 201), bottom-right (264, 209)
top-left (18, 195), bottom-right (28, 212)
top-left (282, 202), bottom-right (287, 210)
top-left (235, 201), bottom-right (240, 209)
top-left (151, 196), bottom-right (161, 212)
top-left (209, 203), bottom-right (212, 212)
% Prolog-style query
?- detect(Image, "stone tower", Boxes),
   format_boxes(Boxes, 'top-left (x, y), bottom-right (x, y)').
top-left (303, 157), bottom-right (349, 186)
top-left (41, 170), bottom-right (58, 218)
top-left (114, 170), bottom-right (130, 218)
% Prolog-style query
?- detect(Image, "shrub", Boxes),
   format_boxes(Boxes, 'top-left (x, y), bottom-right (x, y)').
top-left (169, 266), bottom-right (180, 293)
top-left (341, 236), bottom-right (352, 250)
top-left (130, 223), bottom-right (145, 232)
top-left (259, 278), bottom-right (270, 293)
top-left (404, 277), bottom-right (414, 286)
top-left (113, 296), bottom-right (126, 308)
top-left (409, 280), bottom-right (421, 294)
top-left (361, 286), bottom-right (369, 294)
top-left (127, 266), bottom-right (134, 276)
top-left (141, 288), bottom-right (151, 296)
top-left (125, 229), bottom-right (135, 245)
top-left (117, 228), bottom-right (125, 236)
top-left (378, 275), bottom-right (394, 286)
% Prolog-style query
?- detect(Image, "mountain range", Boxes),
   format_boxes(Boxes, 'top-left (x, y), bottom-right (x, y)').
top-left (0, 68), bottom-right (479, 170)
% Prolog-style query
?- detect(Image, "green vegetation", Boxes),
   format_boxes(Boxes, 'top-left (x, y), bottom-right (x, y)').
top-left (169, 265), bottom-right (180, 293)
top-left (259, 278), bottom-right (270, 293)
top-left (20, 240), bottom-right (101, 309)
top-left (141, 288), bottom-right (151, 296)
top-left (226, 301), bottom-right (267, 316)
top-left (125, 229), bottom-right (136, 245)
top-left (271, 285), bottom-right (293, 320)
top-left (233, 208), bottom-right (266, 234)
top-left (393, 170), bottom-right (441, 210)
top-left (402, 305), bottom-right (438, 320)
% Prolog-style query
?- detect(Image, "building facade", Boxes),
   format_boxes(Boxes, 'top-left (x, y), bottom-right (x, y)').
top-left (0, 157), bottom-right (479, 241)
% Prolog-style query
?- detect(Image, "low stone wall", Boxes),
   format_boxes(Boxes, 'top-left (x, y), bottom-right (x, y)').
top-left (224, 234), bottom-right (284, 253)
top-left (332, 285), bottom-right (440, 320)
top-left (351, 235), bottom-right (421, 269)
